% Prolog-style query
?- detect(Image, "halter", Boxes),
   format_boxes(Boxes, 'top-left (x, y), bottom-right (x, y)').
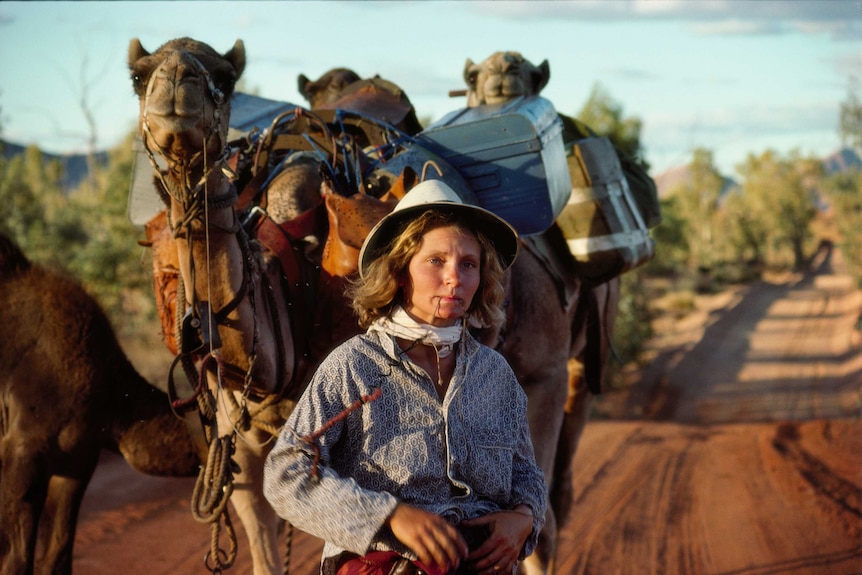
top-left (140, 51), bottom-right (230, 197)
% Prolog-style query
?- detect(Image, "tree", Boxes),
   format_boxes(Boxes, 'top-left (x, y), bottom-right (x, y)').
top-left (577, 83), bottom-right (649, 169)
top-left (0, 132), bottom-right (155, 331)
top-left (68, 131), bottom-right (153, 324)
top-left (735, 150), bottom-right (820, 271)
top-left (839, 78), bottom-right (862, 153)
top-left (0, 145), bottom-right (66, 258)
top-left (647, 195), bottom-right (690, 274)
top-left (665, 148), bottom-right (724, 271)
top-left (0, 153), bottom-right (45, 248)
top-left (720, 186), bottom-right (768, 268)
top-left (822, 170), bottom-right (862, 286)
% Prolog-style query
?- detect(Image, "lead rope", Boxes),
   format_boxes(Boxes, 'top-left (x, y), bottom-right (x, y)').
top-left (148, 62), bottom-right (240, 575)
top-left (196, 124), bottom-right (242, 575)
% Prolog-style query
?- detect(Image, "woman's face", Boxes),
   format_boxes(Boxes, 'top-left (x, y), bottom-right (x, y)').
top-left (402, 225), bottom-right (482, 327)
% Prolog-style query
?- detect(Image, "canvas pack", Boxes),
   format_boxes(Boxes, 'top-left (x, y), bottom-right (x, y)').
top-left (557, 136), bottom-right (655, 283)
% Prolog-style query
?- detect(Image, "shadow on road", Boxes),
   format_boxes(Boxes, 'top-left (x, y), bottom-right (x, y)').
top-left (620, 240), bottom-right (861, 423)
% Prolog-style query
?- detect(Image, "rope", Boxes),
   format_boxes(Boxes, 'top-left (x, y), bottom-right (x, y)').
top-left (300, 388), bottom-right (382, 480)
top-left (191, 431), bottom-right (238, 573)
top-left (142, 53), bottom-right (241, 574)
top-left (204, 508), bottom-right (238, 573)
top-left (191, 433), bottom-right (235, 523)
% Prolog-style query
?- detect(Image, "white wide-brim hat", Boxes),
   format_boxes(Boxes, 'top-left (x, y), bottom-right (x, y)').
top-left (358, 179), bottom-right (519, 278)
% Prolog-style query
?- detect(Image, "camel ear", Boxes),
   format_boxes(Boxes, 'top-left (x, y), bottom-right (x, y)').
top-left (535, 59), bottom-right (551, 94)
top-left (225, 40), bottom-right (246, 80)
top-left (388, 165), bottom-right (417, 200)
top-left (463, 58), bottom-right (477, 86)
top-left (128, 38), bottom-right (149, 68)
top-left (298, 74), bottom-right (310, 98)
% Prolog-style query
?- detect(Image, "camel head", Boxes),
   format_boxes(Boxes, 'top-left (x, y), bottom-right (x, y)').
top-left (297, 68), bottom-right (361, 109)
top-left (128, 37), bottom-right (245, 168)
top-left (463, 51), bottom-right (550, 107)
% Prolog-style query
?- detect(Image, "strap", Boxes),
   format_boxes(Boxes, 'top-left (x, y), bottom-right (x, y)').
top-left (251, 214), bottom-right (320, 392)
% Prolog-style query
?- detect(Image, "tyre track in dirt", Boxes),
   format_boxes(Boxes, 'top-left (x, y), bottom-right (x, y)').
top-left (557, 420), bottom-right (861, 575)
top-left (643, 243), bottom-right (860, 425)
top-left (772, 421), bottom-right (862, 532)
top-left (558, 241), bottom-right (862, 574)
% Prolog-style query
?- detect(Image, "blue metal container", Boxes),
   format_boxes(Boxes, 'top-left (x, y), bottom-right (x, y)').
top-left (418, 96), bottom-right (570, 236)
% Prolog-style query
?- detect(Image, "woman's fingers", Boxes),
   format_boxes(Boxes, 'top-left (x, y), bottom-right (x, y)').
top-left (388, 503), bottom-right (468, 569)
top-left (465, 510), bottom-right (532, 574)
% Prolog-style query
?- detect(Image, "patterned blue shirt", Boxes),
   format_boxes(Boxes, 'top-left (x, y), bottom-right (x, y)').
top-left (263, 329), bottom-right (546, 574)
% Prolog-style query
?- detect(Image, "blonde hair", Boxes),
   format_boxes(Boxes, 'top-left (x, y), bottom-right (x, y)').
top-left (349, 209), bottom-right (507, 330)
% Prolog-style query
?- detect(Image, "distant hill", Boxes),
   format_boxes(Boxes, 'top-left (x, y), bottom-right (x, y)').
top-left (652, 164), bottom-right (739, 199)
top-left (822, 147), bottom-right (862, 175)
top-left (653, 147), bottom-right (861, 198)
top-left (1, 138), bottom-right (108, 192)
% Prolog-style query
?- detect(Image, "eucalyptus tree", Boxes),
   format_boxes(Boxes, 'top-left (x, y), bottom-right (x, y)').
top-left (735, 150), bottom-right (820, 271)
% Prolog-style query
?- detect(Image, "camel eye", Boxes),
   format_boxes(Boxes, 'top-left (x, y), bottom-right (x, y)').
top-left (211, 72), bottom-right (235, 96)
top-left (130, 73), bottom-right (145, 93)
top-left (467, 71), bottom-right (478, 87)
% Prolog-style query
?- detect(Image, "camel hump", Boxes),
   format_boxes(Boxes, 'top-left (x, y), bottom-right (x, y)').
top-left (0, 232), bottom-right (31, 277)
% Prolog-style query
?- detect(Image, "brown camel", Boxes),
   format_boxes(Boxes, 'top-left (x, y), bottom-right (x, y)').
top-left (459, 50), bottom-right (645, 574)
top-left (129, 36), bottom-right (310, 575)
top-left (297, 67), bottom-right (361, 109)
top-left (463, 51), bottom-right (550, 108)
top-left (298, 68), bottom-right (424, 135)
top-left (0, 232), bottom-right (200, 575)
top-left (129, 37), bottom-right (617, 575)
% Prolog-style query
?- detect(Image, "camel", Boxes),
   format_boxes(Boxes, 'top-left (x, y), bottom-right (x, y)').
top-left (298, 68), bottom-right (424, 135)
top-left (129, 37), bottom-right (617, 575)
top-left (462, 52), bottom-right (550, 108)
top-left (462, 51), bottom-right (661, 232)
top-left (128, 36), bottom-right (306, 575)
top-left (297, 67), bottom-right (361, 109)
top-left (0, 232), bottom-right (200, 575)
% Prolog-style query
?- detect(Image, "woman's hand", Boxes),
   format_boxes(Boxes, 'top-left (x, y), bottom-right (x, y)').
top-left (387, 503), bottom-right (469, 572)
top-left (460, 506), bottom-right (533, 574)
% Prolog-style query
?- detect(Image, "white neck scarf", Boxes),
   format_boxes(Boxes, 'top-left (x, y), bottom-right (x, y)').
top-left (370, 306), bottom-right (463, 357)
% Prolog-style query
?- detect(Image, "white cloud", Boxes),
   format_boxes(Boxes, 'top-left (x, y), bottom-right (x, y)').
top-left (473, 0), bottom-right (862, 39)
top-left (688, 20), bottom-right (786, 36)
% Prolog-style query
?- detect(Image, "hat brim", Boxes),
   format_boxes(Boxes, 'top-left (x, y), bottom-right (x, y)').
top-left (358, 201), bottom-right (519, 278)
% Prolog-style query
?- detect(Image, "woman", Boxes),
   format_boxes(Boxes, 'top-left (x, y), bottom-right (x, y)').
top-left (263, 180), bottom-right (546, 575)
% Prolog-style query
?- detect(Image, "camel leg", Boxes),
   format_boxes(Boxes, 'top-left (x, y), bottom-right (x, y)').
top-left (35, 463), bottom-right (97, 575)
top-left (519, 370), bottom-right (569, 575)
top-left (216, 395), bottom-right (283, 575)
top-left (550, 359), bottom-right (592, 531)
top-left (0, 443), bottom-right (47, 575)
top-left (542, 279), bottom-right (620, 571)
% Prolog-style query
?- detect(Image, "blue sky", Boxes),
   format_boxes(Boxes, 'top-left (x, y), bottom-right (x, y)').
top-left (1, 1), bottom-right (859, 177)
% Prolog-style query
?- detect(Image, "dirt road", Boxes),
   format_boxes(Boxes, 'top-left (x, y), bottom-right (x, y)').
top-left (74, 243), bottom-right (861, 574)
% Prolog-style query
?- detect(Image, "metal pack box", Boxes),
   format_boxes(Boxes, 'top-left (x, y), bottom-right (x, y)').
top-left (418, 96), bottom-right (570, 236)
